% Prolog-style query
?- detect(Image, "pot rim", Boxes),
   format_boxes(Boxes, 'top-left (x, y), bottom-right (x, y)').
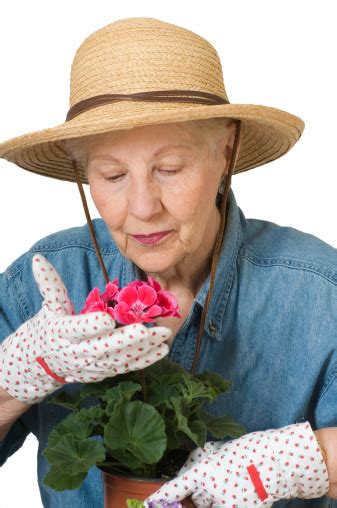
top-left (99, 466), bottom-right (174, 483)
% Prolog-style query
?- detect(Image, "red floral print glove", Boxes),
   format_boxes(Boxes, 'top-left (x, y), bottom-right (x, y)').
top-left (146, 421), bottom-right (329, 507)
top-left (0, 254), bottom-right (171, 404)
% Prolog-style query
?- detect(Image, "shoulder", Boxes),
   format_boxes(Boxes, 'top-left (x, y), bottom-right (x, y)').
top-left (238, 211), bottom-right (337, 285)
top-left (28, 218), bottom-right (118, 255)
top-left (5, 219), bottom-right (118, 276)
top-left (1, 219), bottom-right (121, 322)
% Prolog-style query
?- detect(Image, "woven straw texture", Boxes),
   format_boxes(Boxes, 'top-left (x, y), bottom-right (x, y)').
top-left (0, 17), bottom-right (304, 184)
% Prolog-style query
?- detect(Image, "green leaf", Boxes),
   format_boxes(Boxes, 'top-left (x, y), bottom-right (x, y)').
top-left (197, 408), bottom-right (246, 439)
top-left (45, 413), bottom-right (92, 449)
top-left (105, 447), bottom-right (143, 470)
top-left (103, 381), bottom-right (142, 414)
top-left (44, 435), bottom-right (105, 475)
top-left (43, 465), bottom-right (87, 491)
top-left (47, 391), bottom-right (81, 412)
top-left (188, 419), bottom-right (207, 447)
top-left (195, 371), bottom-right (232, 395)
top-left (148, 377), bottom-right (181, 407)
top-left (44, 406), bottom-right (104, 451)
top-left (178, 374), bottom-right (216, 404)
top-left (169, 398), bottom-right (204, 447)
top-left (126, 500), bottom-right (144, 508)
top-left (77, 406), bottom-right (104, 424)
top-left (144, 358), bottom-right (186, 378)
top-left (104, 401), bottom-right (166, 464)
top-left (165, 419), bottom-right (180, 450)
top-left (168, 396), bottom-right (190, 417)
top-left (78, 377), bottom-right (118, 399)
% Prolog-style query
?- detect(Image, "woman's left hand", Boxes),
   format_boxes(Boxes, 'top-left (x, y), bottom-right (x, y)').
top-left (145, 421), bottom-right (329, 507)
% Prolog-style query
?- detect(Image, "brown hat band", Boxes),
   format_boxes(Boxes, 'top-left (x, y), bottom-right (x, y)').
top-left (66, 90), bottom-right (229, 121)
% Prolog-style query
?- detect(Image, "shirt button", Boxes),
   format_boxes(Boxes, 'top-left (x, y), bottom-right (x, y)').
top-left (208, 321), bottom-right (217, 332)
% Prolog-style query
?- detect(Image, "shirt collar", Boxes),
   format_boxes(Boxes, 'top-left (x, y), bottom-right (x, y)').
top-left (121, 188), bottom-right (242, 341)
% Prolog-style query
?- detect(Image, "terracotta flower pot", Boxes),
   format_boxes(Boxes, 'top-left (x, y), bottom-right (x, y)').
top-left (102, 470), bottom-right (195, 507)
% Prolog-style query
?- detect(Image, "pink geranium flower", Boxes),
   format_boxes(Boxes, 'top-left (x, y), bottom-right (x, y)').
top-left (147, 276), bottom-right (181, 318)
top-left (156, 290), bottom-right (181, 318)
top-left (114, 285), bottom-right (162, 324)
top-left (101, 279), bottom-right (120, 305)
top-left (80, 287), bottom-right (107, 314)
top-left (80, 276), bottom-right (180, 325)
top-left (80, 279), bottom-right (119, 320)
top-left (119, 276), bottom-right (181, 321)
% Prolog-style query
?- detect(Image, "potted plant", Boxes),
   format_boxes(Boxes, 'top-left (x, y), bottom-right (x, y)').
top-left (41, 277), bottom-right (245, 507)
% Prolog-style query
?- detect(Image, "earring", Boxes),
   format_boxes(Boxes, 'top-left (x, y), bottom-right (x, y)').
top-left (218, 175), bottom-right (227, 195)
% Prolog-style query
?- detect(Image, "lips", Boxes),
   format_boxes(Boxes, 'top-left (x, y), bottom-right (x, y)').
top-left (131, 231), bottom-right (172, 245)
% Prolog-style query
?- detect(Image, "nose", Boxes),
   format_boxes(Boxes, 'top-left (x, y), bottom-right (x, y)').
top-left (127, 175), bottom-right (163, 221)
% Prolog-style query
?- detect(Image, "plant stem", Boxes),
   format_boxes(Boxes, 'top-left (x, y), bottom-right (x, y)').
top-left (139, 370), bottom-right (148, 402)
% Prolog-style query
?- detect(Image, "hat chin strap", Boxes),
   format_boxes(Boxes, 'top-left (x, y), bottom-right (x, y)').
top-left (71, 158), bottom-right (110, 284)
top-left (191, 119), bottom-right (241, 373)
top-left (70, 119), bottom-right (241, 374)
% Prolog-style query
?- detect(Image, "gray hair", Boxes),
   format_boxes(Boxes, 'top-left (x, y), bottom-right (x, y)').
top-left (63, 117), bottom-right (233, 173)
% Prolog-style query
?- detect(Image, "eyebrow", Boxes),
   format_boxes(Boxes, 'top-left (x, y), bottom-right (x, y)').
top-left (89, 144), bottom-right (193, 164)
top-left (153, 144), bottom-right (194, 156)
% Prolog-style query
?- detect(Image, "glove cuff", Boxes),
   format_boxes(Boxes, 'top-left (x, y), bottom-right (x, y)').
top-left (265, 421), bottom-right (329, 500)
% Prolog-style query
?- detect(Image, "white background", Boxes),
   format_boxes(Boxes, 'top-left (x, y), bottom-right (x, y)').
top-left (0, 1), bottom-right (336, 506)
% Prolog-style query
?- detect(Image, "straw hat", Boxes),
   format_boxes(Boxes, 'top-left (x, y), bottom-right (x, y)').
top-left (0, 17), bottom-right (304, 184)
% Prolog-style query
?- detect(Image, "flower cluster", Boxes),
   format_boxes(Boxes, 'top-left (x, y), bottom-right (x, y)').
top-left (127, 499), bottom-right (182, 508)
top-left (80, 276), bottom-right (181, 325)
top-left (146, 500), bottom-right (182, 508)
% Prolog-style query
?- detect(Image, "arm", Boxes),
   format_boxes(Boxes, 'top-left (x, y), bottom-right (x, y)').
top-left (0, 386), bottom-right (30, 441)
top-left (0, 258), bottom-right (34, 453)
top-left (314, 428), bottom-right (337, 499)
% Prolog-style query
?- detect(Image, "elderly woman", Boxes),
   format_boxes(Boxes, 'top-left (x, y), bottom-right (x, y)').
top-left (0, 17), bottom-right (336, 508)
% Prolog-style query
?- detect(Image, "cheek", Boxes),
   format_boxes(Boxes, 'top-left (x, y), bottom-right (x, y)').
top-left (89, 182), bottom-right (126, 230)
top-left (166, 170), bottom-right (217, 226)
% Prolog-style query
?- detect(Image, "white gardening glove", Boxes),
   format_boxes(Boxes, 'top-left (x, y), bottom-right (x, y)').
top-left (0, 254), bottom-right (171, 404)
top-left (146, 421), bottom-right (329, 508)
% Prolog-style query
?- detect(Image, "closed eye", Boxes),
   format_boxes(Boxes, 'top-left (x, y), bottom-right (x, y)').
top-left (104, 168), bottom-right (180, 182)
top-left (105, 174), bottom-right (124, 182)
top-left (158, 168), bottom-right (180, 175)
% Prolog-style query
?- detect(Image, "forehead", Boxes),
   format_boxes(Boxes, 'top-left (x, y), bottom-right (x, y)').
top-left (86, 122), bottom-right (204, 154)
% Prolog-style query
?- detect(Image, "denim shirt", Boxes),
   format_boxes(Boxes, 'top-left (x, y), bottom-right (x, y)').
top-left (1, 188), bottom-right (336, 507)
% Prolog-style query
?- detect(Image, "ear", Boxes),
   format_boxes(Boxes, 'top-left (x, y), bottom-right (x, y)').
top-left (222, 121), bottom-right (241, 175)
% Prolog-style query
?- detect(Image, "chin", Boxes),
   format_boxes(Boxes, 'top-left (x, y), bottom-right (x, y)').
top-left (131, 250), bottom-right (179, 274)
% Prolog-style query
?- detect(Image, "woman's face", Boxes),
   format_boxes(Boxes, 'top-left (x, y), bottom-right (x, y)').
top-left (86, 121), bottom-right (234, 275)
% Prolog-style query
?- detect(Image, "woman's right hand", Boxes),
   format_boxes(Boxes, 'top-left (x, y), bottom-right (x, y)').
top-left (0, 254), bottom-right (171, 404)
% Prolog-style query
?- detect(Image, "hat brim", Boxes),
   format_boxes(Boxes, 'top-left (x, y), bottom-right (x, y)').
top-left (0, 101), bottom-right (304, 184)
